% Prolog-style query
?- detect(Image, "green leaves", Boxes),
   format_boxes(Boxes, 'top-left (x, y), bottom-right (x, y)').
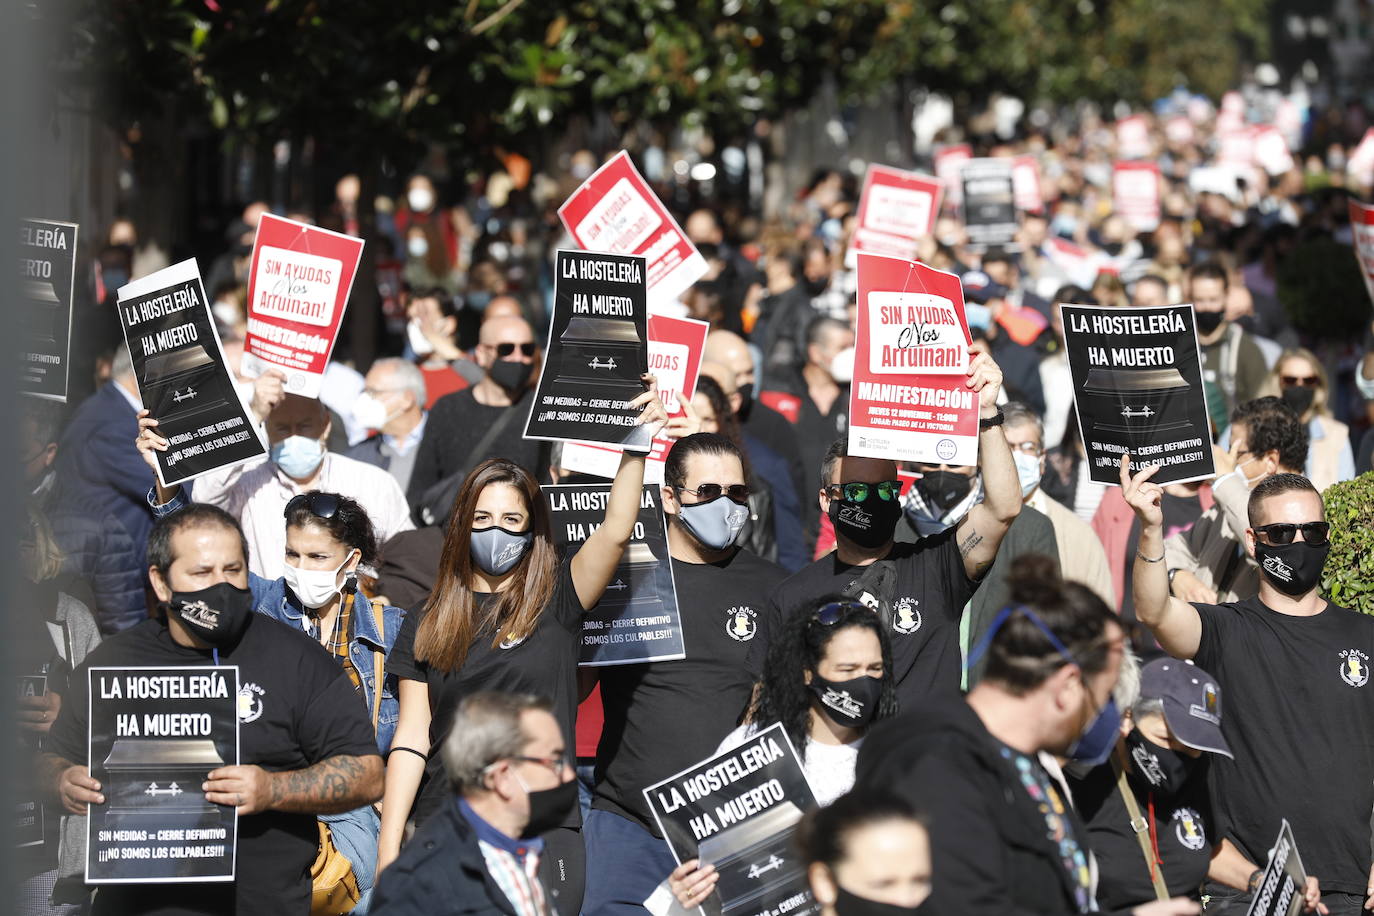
top-left (1322, 473), bottom-right (1374, 614)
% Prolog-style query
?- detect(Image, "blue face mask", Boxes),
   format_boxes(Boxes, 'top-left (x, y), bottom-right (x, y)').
top-left (1012, 450), bottom-right (1042, 499)
top-left (271, 435), bottom-right (325, 479)
top-left (470, 526), bottom-right (533, 576)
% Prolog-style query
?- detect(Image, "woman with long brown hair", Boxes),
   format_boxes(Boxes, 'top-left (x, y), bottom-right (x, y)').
top-left (377, 377), bottom-right (680, 901)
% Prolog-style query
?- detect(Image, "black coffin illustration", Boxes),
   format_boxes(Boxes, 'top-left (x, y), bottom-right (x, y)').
top-left (143, 346), bottom-right (233, 426)
top-left (554, 316), bottom-right (645, 390)
top-left (699, 802), bottom-right (807, 916)
top-left (599, 542), bottom-right (665, 616)
top-left (23, 279), bottom-right (61, 344)
top-left (99, 738), bottom-right (225, 828)
top-left (1080, 366), bottom-right (1193, 435)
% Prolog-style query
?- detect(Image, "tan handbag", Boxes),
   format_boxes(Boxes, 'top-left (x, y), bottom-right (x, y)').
top-left (309, 600), bottom-right (388, 915)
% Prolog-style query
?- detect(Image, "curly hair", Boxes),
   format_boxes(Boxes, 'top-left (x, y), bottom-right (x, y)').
top-left (1230, 397), bottom-right (1308, 473)
top-left (752, 596), bottom-right (897, 762)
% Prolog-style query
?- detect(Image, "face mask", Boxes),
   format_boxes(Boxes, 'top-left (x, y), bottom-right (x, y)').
top-left (964, 303), bottom-right (992, 331)
top-left (804, 274), bottom-right (830, 297)
top-left (167, 581), bottom-right (254, 648)
top-left (407, 187), bottom-right (435, 213)
top-left (513, 771), bottom-right (578, 839)
top-left (737, 382), bottom-right (755, 405)
top-left (1066, 695), bottom-right (1121, 766)
top-left (834, 885), bottom-right (927, 916)
top-left (678, 497), bottom-right (749, 551)
top-left (282, 555), bottom-right (354, 610)
top-left (489, 358), bottom-right (534, 392)
top-left (828, 497), bottom-right (902, 550)
top-left (829, 347), bottom-right (856, 385)
top-left (466, 290), bottom-right (493, 311)
top-left (1125, 728), bottom-right (1197, 795)
top-left (1194, 309), bottom-right (1225, 335)
top-left (916, 470), bottom-right (974, 514)
top-left (1012, 450), bottom-right (1043, 499)
top-left (352, 392), bottom-right (396, 431)
top-left (211, 301), bottom-right (240, 327)
top-left (808, 674), bottom-right (882, 728)
top-left (1280, 385), bottom-right (1316, 416)
top-left (470, 526), bottom-right (533, 576)
top-left (271, 435), bottom-right (325, 480)
top-left (1356, 369), bottom-right (1374, 402)
top-left (407, 318), bottom-right (436, 357)
top-left (1254, 539), bottom-right (1328, 597)
top-left (407, 236), bottom-right (430, 259)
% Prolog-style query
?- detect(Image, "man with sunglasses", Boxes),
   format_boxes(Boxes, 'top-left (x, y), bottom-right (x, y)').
top-left (1126, 461), bottom-right (1374, 916)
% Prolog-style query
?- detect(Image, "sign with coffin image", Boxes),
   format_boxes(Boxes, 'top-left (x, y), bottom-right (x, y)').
top-left (86, 666), bottom-right (240, 883)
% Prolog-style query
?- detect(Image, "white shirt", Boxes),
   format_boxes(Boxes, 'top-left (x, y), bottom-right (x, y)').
top-left (189, 450), bottom-right (414, 578)
top-left (716, 724), bottom-right (861, 808)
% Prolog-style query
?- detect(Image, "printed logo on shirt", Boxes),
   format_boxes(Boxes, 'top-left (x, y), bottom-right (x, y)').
top-left (1189, 682), bottom-right (1221, 724)
top-left (819, 687), bottom-right (863, 721)
top-left (1339, 648), bottom-right (1370, 688)
top-left (726, 606), bottom-right (758, 641)
top-left (1173, 808), bottom-right (1206, 850)
top-left (238, 682), bottom-right (265, 723)
top-left (1261, 553), bottom-right (1294, 583)
top-left (892, 596), bottom-right (922, 635)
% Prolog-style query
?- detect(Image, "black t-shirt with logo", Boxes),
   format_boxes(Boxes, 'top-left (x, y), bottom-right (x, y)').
top-left (748, 528), bottom-right (976, 712)
top-left (1193, 596), bottom-right (1374, 895)
top-left (593, 549), bottom-right (787, 834)
top-left (387, 557), bottom-right (583, 827)
top-left (46, 615), bottom-right (379, 916)
top-left (1071, 757), bottom-right (1216, 909)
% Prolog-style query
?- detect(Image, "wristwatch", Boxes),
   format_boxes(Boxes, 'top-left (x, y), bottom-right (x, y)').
top-left (978, 409), bottom-right (1005, 431)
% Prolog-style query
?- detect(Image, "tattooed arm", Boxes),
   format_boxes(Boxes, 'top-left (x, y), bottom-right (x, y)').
top-left (202, 754), bottom-right (384, 816)
top-left (955, 351), bottom-right (1020, 580)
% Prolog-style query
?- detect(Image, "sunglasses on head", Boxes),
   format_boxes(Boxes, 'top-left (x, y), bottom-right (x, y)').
top-left (495, 342), bottom-right (537, 358)
top-left (675, 483), bottom-right (750, 505)
top-left (826, 481), bottom-right (903, 503)
top-left (1280, 375), bottom-right (1320, 388)
top-left (812, 600), bottom-right (876, 627)
top-left (1253, 521), bottom-right (1330, 547)
top-left (285, 492), bottom-right (339, 520)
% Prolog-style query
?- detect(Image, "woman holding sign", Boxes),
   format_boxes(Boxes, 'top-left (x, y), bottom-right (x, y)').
top-left (378, 376), bottom-right (683, 906)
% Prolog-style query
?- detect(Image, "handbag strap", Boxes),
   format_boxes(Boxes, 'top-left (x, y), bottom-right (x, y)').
top-left (1113, 745), bottom-right (1170, 901)
top-left (367, 599), bottom-right (387, 734)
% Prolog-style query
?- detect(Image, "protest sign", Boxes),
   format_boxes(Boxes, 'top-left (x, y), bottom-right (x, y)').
top-left (241, 213), bottom-right (365, 397)
top-left (1253, 125), bottom-right (1296, 176)
top-left (1165, 115), bottom-right (1195, 145)
top-left (1113, 162), bottom-right (1162, 233)
top-left (1348, 128), bottom-right (1374, 187)
top-left (1012, 155), bottom-right (1044, 214)
top-left (561, 314), bottom-right (708, 483)
top-left (1349, 200), bottom-right (1374, 305)
top-left (17, 673), bottom-right (48, 847)
top-left (526, 250), bottom-right (651, 449)
top-left (1116, 114), bottom-right (1152, 159)
top-left (544, 483), bottom-right (685, 666)
top-left (20, 218), bottom-right (78, 402)
top-left (845, 165), bottom-right (943, 267)
top-left (644, 723), bottom-right (820, 916)
top-left (87, 666), bottom-right (239, 883)
top-left (117, 260), bottom-right (266, 487)
top-left (1060, 303), bottom-right (1214, 486)
top-left (849, 254), bottom-right (978, 466)
top-left (934, 143), bottom-right (971, 209)
top-left (960, 158), bottom-right (1017, 250)
top-left (559, 150), bottom-right (708, 308)
top-left (1245, 820), bottom-right (1307, 916)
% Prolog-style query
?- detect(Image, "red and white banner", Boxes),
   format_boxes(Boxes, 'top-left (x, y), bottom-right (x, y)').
top-left (934, 143), bottom-right (972, 209)
top-left (848, 254), bottom-right (979, 466)
top-left (1116, 115), bottom-right (1151, 159)
top-left (1011, 155), bottom-right (1044, 214)
top-left (1351, 200), bottom-right (1374, 306)
top-left (846, 165), bottom-right (943, 267)
top-left (1044, 237), bottom-right (1107, 289)
top-left (558, 150), bottom-right (707, 310)
top-left (242, 214), bottom-right (365, 398)
top-left (559, 314), bottom-right (709, 483)
top-left (1253, 125), bottom-right (1295, 176)
top-left (1350, 129), bottom-right (1374, 187)
top-left (1112, 161), bottom-right (1162, 233)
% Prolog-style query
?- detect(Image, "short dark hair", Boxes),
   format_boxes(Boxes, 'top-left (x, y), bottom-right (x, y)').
top-left (1187, 260), bottom-right (1229, 290)
top-left (982, 248), bottom-right (1015, 269)
top-left (147, 504), bottom-right (249, 574)
top-left (1247, 472), bottom-right (1322, 528)
top-left (663, 432), bottom-right (742, 490)
top-left (1231, 397), bottom-right (1309, 473)
top-left (806, 315), bottom-right (849, 349)
top-left (1052, 284), bottom-right (1096, 307)
top-left (797, 788), bottom-right (926, 870)
top-left (412, 286), bottom-right (459, 320)
top-left (284, 491), bottom-right (380, 565)
top-left (820, 437), bottom-right (848, 490)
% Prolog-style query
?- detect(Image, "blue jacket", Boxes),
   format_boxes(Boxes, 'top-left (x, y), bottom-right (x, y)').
top-left (49, 383), bottom-right (157, 633)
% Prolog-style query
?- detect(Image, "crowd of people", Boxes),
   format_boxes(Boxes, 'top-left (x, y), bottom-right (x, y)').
top-left (16, 86), bottom-right (1374, 916)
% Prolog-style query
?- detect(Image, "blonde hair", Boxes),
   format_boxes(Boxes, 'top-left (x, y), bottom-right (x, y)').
top-left (1266, 347), bottom-right (1329, 417)
top-left (23, 506), bottom-right (65, 583)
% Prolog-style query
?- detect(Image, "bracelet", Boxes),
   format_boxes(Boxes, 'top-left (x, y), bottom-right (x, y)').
top-left (1136, 549), bottom-right (1166, 563)
top-left (978, 409), bottom-right (1005, 430)
top-left (387, 746), bottom-right (427, 762)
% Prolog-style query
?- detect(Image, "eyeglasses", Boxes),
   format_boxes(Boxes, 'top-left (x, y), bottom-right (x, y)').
top-left (1253, 521), bottom-right (1330, 547)
top-left (1008, 441), bottom-right (1043, 455)
top-left (675, 483), bottom-right (750, 504)
top-left (285, 492), bottom-right (340, 520)
top-left (508, 754), bottom-right (572, 776)
top-left (495, 342), bottom-right (537, 358)
top-left (1280, 375), bottom-right (1320, 388)
top-left (812, 600), bottom-right (875, 627)
top-left (825, 481), bottom-right (903, 503)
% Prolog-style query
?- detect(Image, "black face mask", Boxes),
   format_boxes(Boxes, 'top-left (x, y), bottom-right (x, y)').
top-left (737, 382), bottom-right (755, 407)
top-left (829, 497), bottom-right (902, 549)
top-left (808, 674), bottom-right (882, 728)
top-left (1125, 728), bottom-right (1199, 796)
top-left (489, 359), bottom-right (534, 392)
top-left (519, 776), bottom-right (578, 839)
top-left (1280, 385), bottom-right (1316, 417)
top-left (167, 582), bottom-right (255, 648)
top-left (804, 275), bottom-right (830, 297)
top-left (916, 470), bottom-right (973, 514)
top-left (1194, 310), bottom-right (1225, 335)
top-left (835, 885), bottom-right (927, 916)
top-left (1254, 540), bottom-right (1329, 597)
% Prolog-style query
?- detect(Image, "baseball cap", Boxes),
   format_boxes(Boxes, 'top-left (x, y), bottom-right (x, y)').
top-left (961, 270), bottom-right (1009, 305)
top-left (1138, 658), bottom-right (1232, 758)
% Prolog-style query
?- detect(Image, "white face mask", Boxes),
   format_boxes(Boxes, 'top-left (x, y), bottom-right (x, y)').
top-left (829, 347), bottom-right (856, 384)
top-left (407, 318), bottom-right (436, 357)
top-left (282, 553), bottom-right (355, 610)
top-left (353, 392), bottom-right (398, 431)
top-left (1356, 367), bottom-right (1374, 402)
top-left (1012, 449), bottom-right (1043, 499)
top-left (407, 236), bottom-right (430, 259)
top-left (211, 301), bottom-right (240, 326)
top-left (407, 187), bottom-right (435, 213)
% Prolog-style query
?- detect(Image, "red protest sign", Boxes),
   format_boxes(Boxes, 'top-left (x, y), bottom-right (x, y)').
top-left (242, 214), bottom-right (364, 397)
top-left (1351, 200), bottom-right (1374, 305)
top-left (849, 254), bottom-right (979, 466)
top-left (1113, 161), bottom-right (1162, 233)
top-left (934, 144), bottom-right (972, 209)
top-left (558, 150), bottom-right (707, 309)
top-left (846, 165), bottom-right (943, 267)
top-left (1253, 125), bottom-right (1295, 176)
top-left (1116, 114), bottom-right (1151, 159)
top-left (559, 314), bottom-right (709, 484)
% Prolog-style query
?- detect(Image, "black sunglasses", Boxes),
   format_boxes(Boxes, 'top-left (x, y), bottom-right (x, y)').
top-left (812, 600), bottom-right (876, 627)
top-left (675, 483), bottom-right (750, 505)
top-left (1253, 521), bottom-right (1330, 547)
top-left (1279, 375), bottom-right (1320, 388)
top-left (495, 342), bottom-right (537, 358)
top-left (285, 492), bottom-right (340, 520)
top-left (825, 480), bottom-right (903, 503)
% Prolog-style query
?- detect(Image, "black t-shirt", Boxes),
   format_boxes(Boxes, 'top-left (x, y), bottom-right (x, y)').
top-left (1071, 758), bottom-right (1215, 909)
top-left (593, 549), bottom-right (788, 834)
top-left (1193, 596), bottom-right (1374, 894)
top-left (749, 528), bottom-right (976, 711)
top-left (406, 388), bottom-right (547, 503)
top-left (387, 557), bottom-right (582, 827)
top-left (46, 615), bottom-right (379, 916)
